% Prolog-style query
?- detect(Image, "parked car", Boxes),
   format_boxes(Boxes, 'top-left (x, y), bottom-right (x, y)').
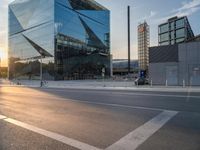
top-left (134, 77), bottom-right (149, 85)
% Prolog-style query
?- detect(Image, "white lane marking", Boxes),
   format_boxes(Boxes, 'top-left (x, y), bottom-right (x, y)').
top-left (67, 100), bottom-right (165, 112)
top-left (0, 115), bottom-right (7, 120)
top-left (116, 92), bottom-right (200, 99)
top-left (106, 110), bottom-right (178, 150)
top-left (15, 93), bottom-right (164, 112)
top-left (2, 117), bottom-right (101, 150)
top-left (0, 94), bottom-right (168, 112)
top-left (43, 88), bottom-right (200, 99)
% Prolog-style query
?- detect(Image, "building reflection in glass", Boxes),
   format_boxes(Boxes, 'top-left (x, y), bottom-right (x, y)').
top-left (8, 0), bottom-right (110, 80)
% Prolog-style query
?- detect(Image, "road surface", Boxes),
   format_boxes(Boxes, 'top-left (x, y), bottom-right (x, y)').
top-left (0, 86), bottom-right (200, 150)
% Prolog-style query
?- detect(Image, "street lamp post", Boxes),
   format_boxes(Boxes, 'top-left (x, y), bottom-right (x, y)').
top-left (40, 55), bottom-right (43, 87)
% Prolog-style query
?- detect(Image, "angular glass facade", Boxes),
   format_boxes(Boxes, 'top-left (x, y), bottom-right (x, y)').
top-left (8, 0), bottom-right (110, 80)
top-left (158, 16), bottom-right (194, 46)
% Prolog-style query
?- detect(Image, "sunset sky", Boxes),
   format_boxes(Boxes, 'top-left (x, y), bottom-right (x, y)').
top-left (0, 0), bottom-right (200, 67)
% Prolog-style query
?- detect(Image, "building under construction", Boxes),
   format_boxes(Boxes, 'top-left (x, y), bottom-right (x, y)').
top-left (138, 21), bottom-right (150, 73)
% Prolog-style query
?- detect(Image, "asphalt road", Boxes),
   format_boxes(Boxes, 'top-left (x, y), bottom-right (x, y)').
top-left (0, 86), bottom-right (200, 150)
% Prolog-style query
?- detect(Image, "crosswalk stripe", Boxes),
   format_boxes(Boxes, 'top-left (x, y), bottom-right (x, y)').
top-left (0, 115), bottom-right (7, 120)
top-left (0, 115), bottom-right (101, 150)
top-left (105, 110), bottom-right (178, 150)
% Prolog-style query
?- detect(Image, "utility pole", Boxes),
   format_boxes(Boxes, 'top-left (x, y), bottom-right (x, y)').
top-left (40, 55), bottom-right (43, 87)
top-left (127, 6), bottom-right (131, 74)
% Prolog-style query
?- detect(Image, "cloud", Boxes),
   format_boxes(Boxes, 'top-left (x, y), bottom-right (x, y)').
top-left (170, 0), bottom-right (200, 17)
top-left (157, 0), bottom-right (200, 23)
top-left (137, 11), bottom-right (157, 22)
top-left (178, 0), bottom-right (200, 11)
top-left (150, 11), bottom-right (157, 17)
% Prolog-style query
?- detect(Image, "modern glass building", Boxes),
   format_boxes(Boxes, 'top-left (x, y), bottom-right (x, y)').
top-left (8, 0), bottom-right (110, 80)
top-left (138, 21), bottom-right (149, 71)
top-left (158, 16), bottom-right (194, 46)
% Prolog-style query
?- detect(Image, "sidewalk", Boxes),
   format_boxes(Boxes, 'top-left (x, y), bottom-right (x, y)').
top-left (1, 79), bottom-right (200, 93)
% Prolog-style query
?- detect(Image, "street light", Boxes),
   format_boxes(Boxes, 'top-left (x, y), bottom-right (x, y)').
top-left (40, 54), bottom-right (43, 87)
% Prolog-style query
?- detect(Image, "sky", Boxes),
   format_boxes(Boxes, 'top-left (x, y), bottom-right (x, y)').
top-left (0, 0), bottom-right (200, 67)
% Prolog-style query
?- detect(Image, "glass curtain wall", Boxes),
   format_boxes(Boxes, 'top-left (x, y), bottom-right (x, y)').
top-left (54, 0), bottom-right (110, 80)
top-left (158, 16), bottom-right (194, 46)
top-left (8, 0), bottom-right (110, 80)
top-left (8, 0), bottom-right (55, 80)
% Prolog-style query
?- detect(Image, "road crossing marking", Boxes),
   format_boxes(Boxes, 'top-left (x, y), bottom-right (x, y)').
top-left (0, 115), bottom-right (7, 120)
top-left (105, 110), bottom-right (178, 150)
top-left (0, 110), bottom-right (178, 150)
top-left (0, 115), bottom-right (101, 150)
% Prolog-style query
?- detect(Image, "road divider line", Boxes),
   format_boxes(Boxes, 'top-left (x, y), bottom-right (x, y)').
top-left (106, 110), bottom-right (178, 150)
top-left (43, 88), bottom-right (200, 99)
top-left (60, 99), bottom-right (166, 112)
top-left (1, 116), bottom-right (101, 150)
top-left (116, 92), bottom-right (200, 99)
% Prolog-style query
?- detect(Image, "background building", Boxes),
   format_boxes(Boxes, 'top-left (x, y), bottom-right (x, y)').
top-left (187, 34), bottom-right (200, 42)
top-left (8, 0), bottom-right (110, 80)
top-left (112, 59), bottom-right (138, 75)
top-left (149, 42), bottom-right (200, 86)
top-left (158, 16), bottom-right (194, 46)
top-left (138, 22), bottom-right (149, 73)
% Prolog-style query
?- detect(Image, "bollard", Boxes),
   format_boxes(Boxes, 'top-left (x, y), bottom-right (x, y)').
top-left (165, 80), bottom-right (168, 87)
top-left (190, 77), bottom-right (193, 87)
top-left (183, 79), bottom-right (185, 88)
top-left (151, 80), bottom-right (153, 87)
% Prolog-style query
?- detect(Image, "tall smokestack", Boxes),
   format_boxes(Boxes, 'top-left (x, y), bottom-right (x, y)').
top-left (127, 6), bottom-right (131, 74)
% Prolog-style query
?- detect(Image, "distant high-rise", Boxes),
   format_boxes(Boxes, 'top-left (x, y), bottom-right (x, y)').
top-left (158, 16), bottom-right (194, 46)
top-left (138, 21), bottom-right (149, 71)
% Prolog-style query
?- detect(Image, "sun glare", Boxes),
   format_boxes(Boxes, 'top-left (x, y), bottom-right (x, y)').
top-left (0, 49), bottom-right (5, 58)
top-left (0, 48), bottom-right (8, 66)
